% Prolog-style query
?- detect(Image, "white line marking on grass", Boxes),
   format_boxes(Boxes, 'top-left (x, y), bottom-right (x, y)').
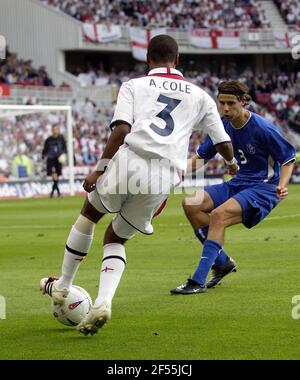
top-left (265, 214), bottom-right (300, 221)
top-left (2, 214), bottom-right (300, 230)
top-left (0, 225), bottom-right (66, 229)
top-left (156, 214), bottom-right (300, 226)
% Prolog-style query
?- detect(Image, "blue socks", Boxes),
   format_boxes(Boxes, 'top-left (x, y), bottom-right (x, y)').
top-left (192, 240), bottom-right (223, 286)
top-left (194, 226), bottom-right (209, 244)
top-left (215, 250), bottom-right (229, 266)
top-left (194, 227), bottom-right (229, 266)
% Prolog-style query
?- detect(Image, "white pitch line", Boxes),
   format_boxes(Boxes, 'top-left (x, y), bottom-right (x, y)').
top-left (1, 214), bottom-right (300, 230)
top-left (265, 214), bottom-right (300, 221)
top-left (156, 213), bottom-right (300, 226)
top-left (0, 225), bottom-right (67, 229)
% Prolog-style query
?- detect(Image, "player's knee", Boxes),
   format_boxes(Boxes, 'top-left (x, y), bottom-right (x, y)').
top-left (103, 223), bottom-right (127, 245)
top-left (210, 208), bottom-right (226, 228)
top-left (80, 198), bottom-right (103, 224)
top-left (182, 196), bottom-right (205, 217)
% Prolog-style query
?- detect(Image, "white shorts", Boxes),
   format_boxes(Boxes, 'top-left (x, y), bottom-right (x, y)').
top-left (88, 145), bottom-right (179, 238)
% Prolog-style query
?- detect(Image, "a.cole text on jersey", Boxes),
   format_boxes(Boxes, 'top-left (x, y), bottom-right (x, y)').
top-left (149, 78), bottom-right (191, 94)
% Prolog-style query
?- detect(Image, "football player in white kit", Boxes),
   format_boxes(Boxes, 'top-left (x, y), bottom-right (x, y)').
top-left (40, 35), bottom-right (237, 336)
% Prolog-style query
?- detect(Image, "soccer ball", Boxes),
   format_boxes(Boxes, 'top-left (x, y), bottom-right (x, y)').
top-left (58, 153), bottom-right (67, 164)
top-left (51, 285), bottom-right (92, 327)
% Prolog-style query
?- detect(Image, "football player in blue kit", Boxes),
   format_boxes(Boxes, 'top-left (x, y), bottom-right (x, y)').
top-left (171, 80), bottom-right (296, 295)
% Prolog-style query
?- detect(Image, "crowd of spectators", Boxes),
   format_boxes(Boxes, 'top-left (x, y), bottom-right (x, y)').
top-left (73, 63), bottom-right (143, 87)
top-left (41, 0), bottom-right (270, 29)
top-left (0, 49), bottom-right (54, 87)
top-left (274, 0), bottom-right (300, 27)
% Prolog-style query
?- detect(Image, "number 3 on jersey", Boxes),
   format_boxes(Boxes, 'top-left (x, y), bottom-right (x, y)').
top-left (150, 95), bottom-right (181, 137)
top-left (238, 149), bottom-right (248, 164)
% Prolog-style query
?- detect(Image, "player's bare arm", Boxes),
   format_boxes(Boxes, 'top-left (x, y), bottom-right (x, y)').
top-left (276, 161), bottom-right (295, 200)
top-left (215, 141), bottom-right (239, 175)
top-left (83, 123), bottom-right (131, 193)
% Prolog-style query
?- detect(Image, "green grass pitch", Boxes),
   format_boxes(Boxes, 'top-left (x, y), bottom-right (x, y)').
top-left (0, 186), bottom-right (300, 360)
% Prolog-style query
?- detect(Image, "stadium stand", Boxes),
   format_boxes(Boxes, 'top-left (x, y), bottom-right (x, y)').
top-left (0, 48), bottom-right (54, 87)
top-left (274, 0), bottom-right (300, 27)
top-left (72, 65), bottom-right (141, 87)
top-left (40, 0), bottom-right (270, 29)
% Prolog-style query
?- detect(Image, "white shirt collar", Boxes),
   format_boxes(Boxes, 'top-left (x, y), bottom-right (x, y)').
top-left (148, 68), bottom-right (183, 77)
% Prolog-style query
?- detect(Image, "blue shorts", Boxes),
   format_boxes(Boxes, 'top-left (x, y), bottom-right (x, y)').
top-left (205, 180), bottom-right (280, 229)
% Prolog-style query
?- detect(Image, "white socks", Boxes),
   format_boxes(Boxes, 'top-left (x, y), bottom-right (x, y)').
top-left (56, 216), bottom-right (95, 291)
top-left (55, 215), bottom-right (127, 311)
top-left (94, 243), bottom-right (126, 308)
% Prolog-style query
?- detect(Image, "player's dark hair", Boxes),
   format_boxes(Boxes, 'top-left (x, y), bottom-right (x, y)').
top-left (218, 81), bottom-right (252, 105)
top-left (147, 35), bottom-right (178, 64)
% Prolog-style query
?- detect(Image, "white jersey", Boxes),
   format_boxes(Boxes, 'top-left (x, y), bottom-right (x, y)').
top-left (110, 67), bottom-right (230, 171)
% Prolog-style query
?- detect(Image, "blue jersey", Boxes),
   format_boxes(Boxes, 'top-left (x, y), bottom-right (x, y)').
top-left (197, 112), bottom-right (296, 185)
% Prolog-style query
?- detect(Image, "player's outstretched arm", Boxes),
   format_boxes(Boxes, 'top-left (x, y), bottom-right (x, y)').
top-left (276, 161), bottom-right (295, 200)
top-left (83, 123), bottom-right (131, 193)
